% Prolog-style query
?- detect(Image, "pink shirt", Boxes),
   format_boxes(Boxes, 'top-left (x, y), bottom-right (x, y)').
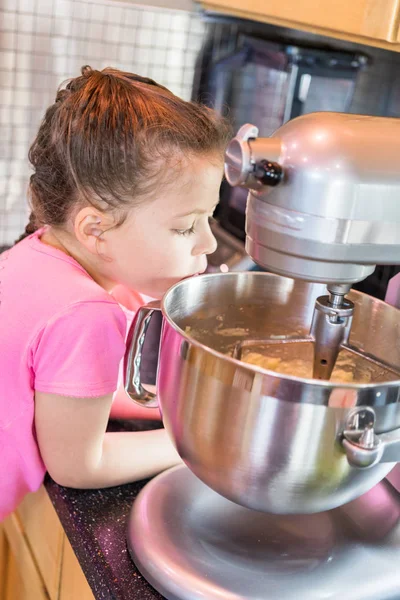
top-left (0, 229), bottom-right (138, 521)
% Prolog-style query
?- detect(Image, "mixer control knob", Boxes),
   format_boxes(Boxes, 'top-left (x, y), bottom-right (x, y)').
top-left (254, 159), bottom-right (283, 187)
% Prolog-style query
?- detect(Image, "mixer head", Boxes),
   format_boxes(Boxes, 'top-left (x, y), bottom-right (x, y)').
top-left (224, 112), bottom-right (400, 289)
top-left (224, 112), bottom-right (400, 379)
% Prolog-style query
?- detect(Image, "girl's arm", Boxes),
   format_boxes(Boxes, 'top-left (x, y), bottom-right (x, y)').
top-left (34, 390), bottom-right (181, 489)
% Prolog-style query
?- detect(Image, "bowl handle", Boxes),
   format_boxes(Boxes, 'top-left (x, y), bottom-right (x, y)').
top-left (123, 301), bottom-right (161, 408)
top-left (342, 407), bottom-right (400, 468)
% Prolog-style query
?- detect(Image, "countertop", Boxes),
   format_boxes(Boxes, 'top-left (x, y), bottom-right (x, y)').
top-left (45, 418), bottom-right (165, 600)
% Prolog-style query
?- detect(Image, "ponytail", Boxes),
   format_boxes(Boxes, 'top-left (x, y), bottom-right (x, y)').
top-left (15, 211), bottom-right (38, 244)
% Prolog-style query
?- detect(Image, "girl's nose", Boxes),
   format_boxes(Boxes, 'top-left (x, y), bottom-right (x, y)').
top-left (192, 229), bottom-right (217, 257)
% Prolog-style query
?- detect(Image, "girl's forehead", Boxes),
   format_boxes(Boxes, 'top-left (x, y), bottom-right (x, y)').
top-left (120, 154), bottom-right (223, 225)
top-left (178, 155), bottom-right (224, 189)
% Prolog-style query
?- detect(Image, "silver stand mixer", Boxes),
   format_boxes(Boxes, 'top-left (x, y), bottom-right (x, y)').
top-left (225, 113), bottom-right (400, 384)
top-left (125, 113), bottom-right (400, 599)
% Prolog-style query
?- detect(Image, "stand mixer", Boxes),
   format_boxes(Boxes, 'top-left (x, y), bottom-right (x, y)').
top-left (125, 113), bottom-right (400, 600)
top-left (224, 112), bottom-right (400, 383)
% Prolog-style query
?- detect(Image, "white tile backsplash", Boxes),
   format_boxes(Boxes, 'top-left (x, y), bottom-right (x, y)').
top-left (0, 31), bottom-right (15, 50)
top-left (152, 48), bottom-right (166, 65)
top-left (0, 107), bottom-right (11, 125)
top-left (53, 53), bottom-right (68, 72)
top-left (10, 160), bottom-right (28, 177)
top-left (168, 49), bottom-right (185, 67)
top-left (14, 71), bottom-right (32, 89)
top-left (14, 89), bottom-right (32, 107)
top-left (121, 26), bottom-right (136, 45)
top-left (135, 50), bottom-right (150, 68)
top-left (71, 18), bottom-right (87, 38)
top-left (2, 0), bottom-right (20, 10)
top-left (52, 35), bottom-right (69, 55)
top-left (0, 49), bottom-right (15, 69)
top-left (118, 43), bottom-right (134, 63)
top-left (12, 144), bottom-right (28, 161)
top-left (107, 3), bottom-right (122, 24)
top-left (171, 13), bottom-right (189, 31)
top-left (1, 88), bottom-right (14, 105)
top-left (170, 30), bottom-right (187, 49)
top-left (2, 11), bottom-right (17, 31)
top-left (0, 70), bottom-right (15, 87)
top-left (36, 0), bottom-right (54, 16)
top-left (88, 20), bottom-right (103, 40)
top-left (137, 28), bottom-right (152, 47)
top-left (141, 10), bottom-right (156, 29)
top-left (106, 44), bottom-right (119, 62)
top-left (54, 0), bottom-right (71, 19)
top-left (35, 15), bottom-right (52, 33)
top-left (15, 51), bottom-right (30, 69)
top-left (92, 3), bottom-right (107, 23)
top-left (17, 13), bottom-right (34, 33)
top-left (125, 9), bottom-right (140, 27)
top-left (156, 11), bottom-right (171, 29)
top-left (53, 16), bottom-right (71, 36)
top-left (18, 0), bottom-right (38, 12)
top-left (106, 23), bottom-right (121, 43)
top-left (7, 179), bottom-right (23, 196)
top-left (17, 32), bottom-right (34, 52)
top-left (33, 53), bottom-right (52, 71)
top-left (71, 0), bottom-right (90, 21)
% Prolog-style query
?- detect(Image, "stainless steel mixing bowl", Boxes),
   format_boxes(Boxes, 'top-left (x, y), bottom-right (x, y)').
top-left (124, 272), bottom-right (400, 514)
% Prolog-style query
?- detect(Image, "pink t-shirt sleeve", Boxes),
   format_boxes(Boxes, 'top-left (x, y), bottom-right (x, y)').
top-left (32, 301), bottom-right (127, 397)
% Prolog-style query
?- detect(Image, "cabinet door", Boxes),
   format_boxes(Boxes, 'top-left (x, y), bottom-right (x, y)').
top-left (16, 487), bottom-right (64, 600)
top-left (2, 513), bottom-right (49, 600)
top-left (200, 0), bottom-right (400, 44)
top-left (4, 545), bottom-right (50, 600)
top-left (59, 537), bottom-right (95, 600)
top-left (0, 524), bottom-right (10, 597)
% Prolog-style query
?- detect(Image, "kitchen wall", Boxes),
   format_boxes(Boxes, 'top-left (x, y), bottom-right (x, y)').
top-left (3, 5), bottom-right (400, 247)
top-left (0, 0), bottom-right (205, 246)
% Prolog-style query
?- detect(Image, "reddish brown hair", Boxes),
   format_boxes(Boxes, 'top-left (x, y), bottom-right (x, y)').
top-left (20, 65), bottom-right (231, 239)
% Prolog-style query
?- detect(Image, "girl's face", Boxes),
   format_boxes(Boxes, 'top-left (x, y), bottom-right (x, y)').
top-left (100, 155), bottom-right (223, 298)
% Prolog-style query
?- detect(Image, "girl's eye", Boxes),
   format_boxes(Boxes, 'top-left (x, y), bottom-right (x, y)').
top-left (173, 225), bottom-right (195, 236)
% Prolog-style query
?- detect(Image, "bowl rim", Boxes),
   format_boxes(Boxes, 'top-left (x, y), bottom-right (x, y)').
top-left (161, 271), bottom-right (400, 392)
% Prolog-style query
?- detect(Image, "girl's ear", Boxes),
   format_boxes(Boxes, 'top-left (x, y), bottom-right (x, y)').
top-left (74, 207), bottom-right (115, 255)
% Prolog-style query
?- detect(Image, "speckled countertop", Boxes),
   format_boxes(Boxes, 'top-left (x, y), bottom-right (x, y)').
top-left (45, 418), bottom-right (165, 600)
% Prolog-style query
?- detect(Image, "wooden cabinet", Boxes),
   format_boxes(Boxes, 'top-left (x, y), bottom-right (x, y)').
top-left (16, 486), bottom-right (64, 600)
top-left (200, 0), bottom-right (400, 51)
top-left (0, 525), bottom-right (8, 598)
top-left (59, 538), bottom-right (95, 600)
top-left (1, 488), bottom-right (94, 600)
top-left (2, 512), bottom-right (48, 600)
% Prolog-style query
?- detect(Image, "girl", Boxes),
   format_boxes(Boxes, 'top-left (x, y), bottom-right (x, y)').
top-left (0, 66), bottom-right (231, 521)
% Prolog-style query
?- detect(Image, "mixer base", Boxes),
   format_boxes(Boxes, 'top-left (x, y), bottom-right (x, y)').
top-left (127, 465), bottom-right (400, 600)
